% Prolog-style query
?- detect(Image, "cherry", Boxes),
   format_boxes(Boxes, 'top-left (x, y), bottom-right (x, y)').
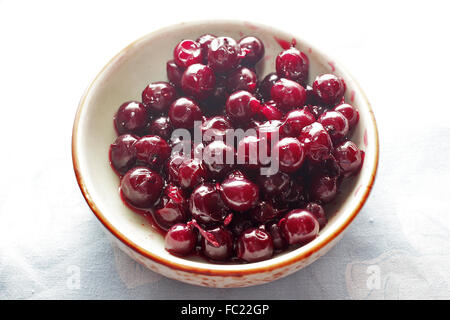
top-left (200, 116), bottom-right (233, 143)
top-left (196, 34), bottom-right (216, 62)
top-left (148, 116), bottom-right (172, 140)
top-left (334, 103), bottom-right (359, 129)
top-left (219, 171), bottom-right (259, 212)
top-left (181, 63), bottom-right (216, 101)
top-left (279, 107), bottom-right (315, 137)
top-left (165, 223), bottom-right (197, 256)
top-left (236, 135), bottom-right (261, 170)
top-left (114, 101), bottom-right (148, 135)
top-left (265, 220), bottom-right (287, 250)
top-left (305, 202), bottom-right (327, 229)
top-left (120, 167), bottom-right (163, 208)
top-left (280, 209), bottom-right (319, 245)
top-left (177, 158), bottom-right (207, 190)
top-left (273, 137), bottom-right (305, 173)
top-left (142, 82), bottom-right (177, 114)
top-left (259, 73), bottom-right (280, 101)
top-left (226, 66), bottom-right (258, 94)
top-left (313, 74), bottom-right (346, 107)
top-left (166, 60), bottom-right (184, 88)
top-left (236, 228), bottom-right (274, 262)
top-left (134, 135), bottom-right (171, 168)
top-left (259, 100), bottom-right (283, 121)
top-left (318, 110), bottom-right (349, 142)
top-left (110, 134), bottom-right (138, 175)
top-left (256, 120), bottom-right (283, 148)
top-left (225, 90), bottom-right (260, 124)
top-left (207, 36), bottom-right (241, 73)
top-left (202, 140), bottom-right (235, 178)
top-left (309, 173), bottom-right (338, 203)
top-left (257, 172), bottom-right (292, 201)
top-left (275, 47), bottom-right (309, 85)
top-left (271, 78), bottom-right (306, 111)
top-left (250, 201), bottom-right (279, 223)
top-left (299, 122), bottom-right (333, 162)
top-left (189, 183), bottom-right (230, 226)
top-left (238, 36), bottom-right (265, 66)
top-left (169, 97), bottom-right (203, 129)
top-left (201, 227), bottom-right (234, 261)
top-left (333, 140), bottom-right (364, 177)
top-left (153, 185), bottom-right (188, 231)
top-left (173, 39), bottom-right (203, 68)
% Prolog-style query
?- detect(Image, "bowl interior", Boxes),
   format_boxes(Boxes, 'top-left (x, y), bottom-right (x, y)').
top-left (73, 20), bottom-right (378, 272)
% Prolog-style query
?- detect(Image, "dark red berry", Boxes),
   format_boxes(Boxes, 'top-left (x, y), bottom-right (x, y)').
top-left (305, 202), bottom-right (327, 229)
top-left (309, 174), bottom-right (338, 203)
top-left (333, 140), bottom-right (364, 177)
top-left (280, 209), bottom-right (319, 245)
top-left (259, 73), bottom-right (280, 101)
top-left (299, 122), bottom-right (333, 162)
top-left (169, 97), bottom-right (203, 129)
top-left (202, 140), bottom-right (235, 178)
top-left (265, 220), bottom-right (287, 250)
top-left (271, 78), bottom-right (306, 111)
top-left (318, 110), bottom-right (349, 142)
top-left (313, 74), bottom-right (346, 107)
top-left (189, 183), bottom-right (230, 226)
top-left (275, 47), bottom-right (309, 85)
top-left (334, 103), bottom-right (359, 129)
top-left (166, 60), bottom-right (184, 87)
top-left (225, 90), bottom-right (260, 124)
top-left (238, 36), bottom-right (265, 66)
top-left (110, 134), bottom-right (138, 175)
top-left (142, 82), bottom-right (177, 114)
top-left (280, 107), bottom-right (315, 137)
top-left (120, 167), bottom-right (163, 208)
top-left (226, 66), bottom-right (258, 93)
top-left (207, 37), bottom-right (241, 73)
top-left (250, 201), bottom-right (279, 223)
top-left (273, 137), bottom-right (305, 173)
top-left (201, 227), bottom-right (234, 261)
top-left (236, 228), bottom-right (274, 262)
top-left (148, 116), bottom-right (172, 140)
top-left (181, 63), bottom-right (216, 101)
top-left (165, 223), bottom-right (197, 256)
top-left (153, 185), bottom-right (188, 231)
top-left (134, 135), bottom-right (171, 168)
top-left (219, 171), bottom-right (259, 212)
top-left (196, 34), bottom-right (216, 62)
top-left (114, 101), bottom-right (148, 135)
top-left (173, 39), bottom-right (203, 68)
top-left (200, 116), bottom-right (233, 143)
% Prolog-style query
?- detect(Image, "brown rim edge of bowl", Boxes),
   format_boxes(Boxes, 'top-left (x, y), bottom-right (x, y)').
top-left (71, 21), bottom-right (380, 277)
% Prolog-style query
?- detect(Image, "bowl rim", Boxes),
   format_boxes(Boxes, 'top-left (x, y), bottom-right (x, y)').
top-left (72, 19), bottom-right (379, 277)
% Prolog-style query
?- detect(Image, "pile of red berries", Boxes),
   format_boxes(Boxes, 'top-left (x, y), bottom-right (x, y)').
top-left (109, 34), bottom-right (364, 263)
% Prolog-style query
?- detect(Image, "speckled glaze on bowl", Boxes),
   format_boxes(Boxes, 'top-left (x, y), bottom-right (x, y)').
top-left (72, 20), bottom-right (379, 288)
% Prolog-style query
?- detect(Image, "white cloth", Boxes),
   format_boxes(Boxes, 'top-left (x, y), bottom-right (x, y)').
top-left (1, 0), bottom-right (449, 299)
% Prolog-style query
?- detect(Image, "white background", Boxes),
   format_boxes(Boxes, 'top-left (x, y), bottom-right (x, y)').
top-left (1, 0), bottom-right (449, 299)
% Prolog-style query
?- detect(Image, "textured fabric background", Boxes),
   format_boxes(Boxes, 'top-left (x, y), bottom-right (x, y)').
top-left (1, 0), bottom-right (449, 299)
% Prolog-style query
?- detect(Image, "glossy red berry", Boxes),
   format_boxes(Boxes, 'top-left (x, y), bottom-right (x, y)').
top-left (207, 36), bottom-right (241, 73)
top-left (181, 63), bottom-right (216, 101)
top-left (236, 228), bottom-right (274, 262)
top-left (173, 39), bottom-right (203, 68)
top-left (238, 36), bottom-right (265, 66)
top-left (201, 227), bottom-right (234, 261)
top-left (148, 116), bottom-right (172, 140)
top-left (275, 47), bottom-right (309, 85)
top-left (280, 107), bottom-right (315, 137)
top-left (153, 185), bottom-right (188, 231)
top-left (169, 97), bottom-right (203, 129)
top-left (313, 74), bottom-right (346, 107)
top-left (196, 34), bottom-right (216, 62)
top-left (189, 183), bottom-right (230, 226)
top-left (109, 134), bottom-right (138, 175)
top-left (305, 202), bottom-right (327, 229)
top-left (333, 140), bottom-right (364, 177)
top-left (142, 82), bottom-right (177, 114)
top-left (219, 171), bottom-right (259, 212)
top-left (299, 122), bottom-right (333, 162)
top-left (120, 167), bottom-right (163, 208)
top-left (225, 90), bottom-right (260, 124)
top-left (226, 66), bottom-right (258, 93)
top-left (114, 101), bottom-right (148, 135)
top-left (134, 135), bottom-right (171, 168)
top-left (309, 174), bottom-right (338, 203)
top-left (280, 209), bottom-right (319, 245)
top-left (271, 78), bottom-right (306, 111)
top-left (318, 110), bottom-right (349, 142)
top-left (273, 137), bottom-right (305, 173)
top-left (334, 103), bottom-right (359, 129)
top-left (165, 223), bottom-right (197, 256)
top-left (202, 140), bottom-right (235, 178)
top-left (166, 60), bottom-right (184, 87)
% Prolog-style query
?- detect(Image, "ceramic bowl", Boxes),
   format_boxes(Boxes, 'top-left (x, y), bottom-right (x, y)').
top-left (72, 20), bottom-right (379, 288)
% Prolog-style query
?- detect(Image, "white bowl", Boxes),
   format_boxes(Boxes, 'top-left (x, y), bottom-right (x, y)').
top-left (72, 20), bottom-right (379, 288)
